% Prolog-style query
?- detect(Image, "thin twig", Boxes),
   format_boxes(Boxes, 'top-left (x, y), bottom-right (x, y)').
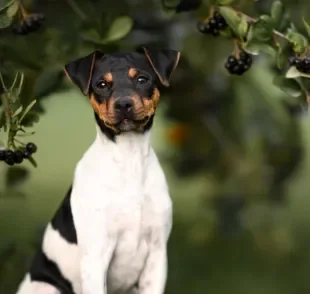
top-left (66, 0), bottom-right (87, 20)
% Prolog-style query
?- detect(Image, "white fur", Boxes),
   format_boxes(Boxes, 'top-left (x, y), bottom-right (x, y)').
top-left (17, 124), bottom-right (172, 294)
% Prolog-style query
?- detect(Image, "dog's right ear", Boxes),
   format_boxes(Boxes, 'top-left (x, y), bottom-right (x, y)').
top-left (64, 51), bottom-right (104, 96)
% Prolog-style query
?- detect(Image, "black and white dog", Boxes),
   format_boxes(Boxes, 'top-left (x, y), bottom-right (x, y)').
top-left (15, 46), bottom-right (180, 294)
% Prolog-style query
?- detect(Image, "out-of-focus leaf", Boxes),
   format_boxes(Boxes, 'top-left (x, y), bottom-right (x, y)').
top-left (5, 166), bottom-right (29, 187)
top-left (218, 6), bottom-right (241, 38)
top-left (12, 105), bottom-right (23, 117)
top-left (103, 16), bottom-right (133, 43)
top-left (6, 0), bottom-right (18, 18)
top-left (80, 29), bottom-right (102, 44)
top-left (19, 111), bottom-right (40, 127)
top-left (236, 14), bottom-right (248, 40)
top-left (302, 17), bottom-right (310, 38)
top-left (19, 100), bottom-right (37, 124)
top-left (273, 76), bottom-right (302, 97)
top-left (271, 1), bottom-right (285, 24)
top-left (216, 0), bottom-right (236, 4)
top-left (0, 0), bottom-right (15, 12)
top-left (0, 10), bottom-right (12, 28)
top-left (286, 31), bottom-right (308, 54)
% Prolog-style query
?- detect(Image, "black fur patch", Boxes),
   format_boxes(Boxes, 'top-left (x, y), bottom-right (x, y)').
top-left (51, 185), bottom-right (77, 244)
top-left (30, 249), bottom-right (74, 293)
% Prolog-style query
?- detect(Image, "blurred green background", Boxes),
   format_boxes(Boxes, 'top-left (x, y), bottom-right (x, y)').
top-left (1, 0), bottom-right (310, 293)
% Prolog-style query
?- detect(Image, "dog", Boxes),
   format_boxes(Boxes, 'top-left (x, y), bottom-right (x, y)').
top-left (15, 46), bottom-right (180, 294)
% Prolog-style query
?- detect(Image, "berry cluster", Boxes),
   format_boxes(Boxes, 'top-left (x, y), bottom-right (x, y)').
top-left (225, 51), bottom-right (253, 75)
top-left (0, 143), bottom-right (37, 166)
top-left (197, 12), bottom-right (227, 36)
top-left (12, 13), bottom-right (45, 35)
top-left (289, 56), bottom-right (310, 74)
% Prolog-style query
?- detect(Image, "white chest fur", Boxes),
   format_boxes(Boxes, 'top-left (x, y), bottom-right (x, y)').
top-left (70, 126), bottom-right (172, 294)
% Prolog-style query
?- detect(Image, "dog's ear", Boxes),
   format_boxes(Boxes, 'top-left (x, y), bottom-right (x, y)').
top-left (141, 46), bottom-right (180, 87)
top-left (64, 51), bottom-right (104, 96)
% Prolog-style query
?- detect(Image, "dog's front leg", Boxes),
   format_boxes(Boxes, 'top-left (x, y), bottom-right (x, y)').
top-left (138, 229), bottom-right (169, 294)
top-left (71, 175), bottom-right (116, 294)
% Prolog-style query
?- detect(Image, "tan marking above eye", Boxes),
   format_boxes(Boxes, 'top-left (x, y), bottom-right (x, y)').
top-left (104, 72), bottom-right (113, 83)
top-left (128, 68), bottom-right (138, 78)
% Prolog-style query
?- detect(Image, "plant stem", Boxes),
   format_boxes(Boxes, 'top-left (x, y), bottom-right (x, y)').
top-left (66, 0), bottom-right (87, 20)
top-left (18, 1), bottom-right (29, 19)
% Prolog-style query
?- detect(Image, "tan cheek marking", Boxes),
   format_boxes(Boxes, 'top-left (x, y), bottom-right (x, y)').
top-left (90, 94), bottom-right (108, 121)
top-left (104, 72), bottom-right (113, 83)
top-left (131, 93), bottom-right (144, 119)
top-left (128, 68), bottom-right (138, 78)
top-left (142, 87), bottom-right (160, 117)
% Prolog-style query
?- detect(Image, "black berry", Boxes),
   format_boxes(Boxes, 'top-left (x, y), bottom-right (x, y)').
top-left (197, 21), bottom-right (211, 34)
top-left (0, 150), bottom-right (5, 161)
top-left (5, 156), bottom-right (15, 166)
top-left (12, 13), bottom-right (45, 35)
top-left (14, 150), bottom-right (24, 164)
top-left (197, 11), bottom-right (227, 37)
top-left (5, 150), bottom-right (14, 159)
top-left (23, 149), bottom-right (31, 159)
top-left (26, 142), bottom-right (37, 154)
top-left (225, 51), bottom-right (253, 76)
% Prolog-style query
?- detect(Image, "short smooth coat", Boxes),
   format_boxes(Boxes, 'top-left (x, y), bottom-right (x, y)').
top-left (16, 125), bottom-right (172, 294)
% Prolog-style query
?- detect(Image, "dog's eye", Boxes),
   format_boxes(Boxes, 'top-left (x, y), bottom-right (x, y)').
top-left (136, 76), bottom-right (149, 84)
top-left (96, 81), bottom-right (107, 89)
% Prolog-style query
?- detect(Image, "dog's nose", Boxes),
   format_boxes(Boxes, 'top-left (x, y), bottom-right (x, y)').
top-left (115, 98), bottom-right (133, 113)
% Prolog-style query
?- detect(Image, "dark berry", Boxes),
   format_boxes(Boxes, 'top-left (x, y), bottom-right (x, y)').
top-left (197, 21), bottom-right (211, 34)
top-left (5, 156), bottom-right (15, 166)
top-left (228, 56), bottom-right (237, 66)
top-left (23, 149), bottom-right (31, 159)
top-left (209, 18), bottom-right (217, 27)
top-left (24, 18), bottom-right (34, 29)
top-left (213, 12), bottom-right (223, 21)
top-left (212, 29), bottom-right (219, 36)
top-left (14, 150), bottom-right (24, 164)
top-left (12, 24), bottom-right (28, 35)
top-left (216, 21), bottom-right (227, 30)
top-left (288, 56), bottom-right (297, 66)
top-left (26, 142), bottom-right (37, 154)
top-left (5, 150), bottom-right (14, 159)
top-left (0, 150), bottom-right (5, 161)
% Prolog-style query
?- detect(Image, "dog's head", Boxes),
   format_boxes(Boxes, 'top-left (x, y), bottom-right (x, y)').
top-left (64, 47), bottom-right (180, 134)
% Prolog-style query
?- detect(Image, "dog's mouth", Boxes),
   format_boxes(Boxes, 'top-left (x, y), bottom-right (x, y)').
top-left (105, 116), bottom-right (150, 132)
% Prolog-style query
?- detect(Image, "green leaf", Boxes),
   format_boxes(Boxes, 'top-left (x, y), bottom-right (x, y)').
top-left (271, 1), bottom-right (285, 24)
top-left (103, 16), bottom-right (133, 43)
top-left (0, 10), bottom-right (12, 28)
top-left (218, 6), bottom-right (242, 38)
top-left (247, 18), bottom-right (273, 42)
top-left (302, 17), bottom-right (310, 38)
top-left (80, 29), bottom-right (102, 44)
top-left (0, 0), bottom-right (15, 12)
top-left (0, 111), bottom-right (6, 131)
top-left (34, 68), bottom-right (63, 98)
top-left (19, 111), bottom-right (40, 127)
top-left (5, 166), bottom-right (29, 188)
top-left (215, 0), bottom-right (236, 4)
top-left (286, 66), bottom-right (310, 79)
top-left (273, 76), bottom-right (302, 97)
top-left (286, 31), bottom-right (308, 54)
top-left (275, 47), bottom-right (286, 69)
top-left (161, 0), bottom-right (180, 9)
top-left (19, 100), bottom-right (36, 124)
top-left (236, 14), bottom-right (248, 40)
top-left (12, 105), bottom-right (23, 117)
top-left (10, 72), bottom-right (24, 97)
top-left (6, 0), bottom-right (18, 18)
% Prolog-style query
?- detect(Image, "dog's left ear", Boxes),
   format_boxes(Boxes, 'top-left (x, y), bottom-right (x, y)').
top-left (141, 46), bottom-right (180, 87)
top-left (64, 50), bottom-right (104, 96)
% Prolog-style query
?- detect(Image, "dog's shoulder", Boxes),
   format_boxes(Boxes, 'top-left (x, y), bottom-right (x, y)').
top-left (50, 185), bottom-right (77, 244)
